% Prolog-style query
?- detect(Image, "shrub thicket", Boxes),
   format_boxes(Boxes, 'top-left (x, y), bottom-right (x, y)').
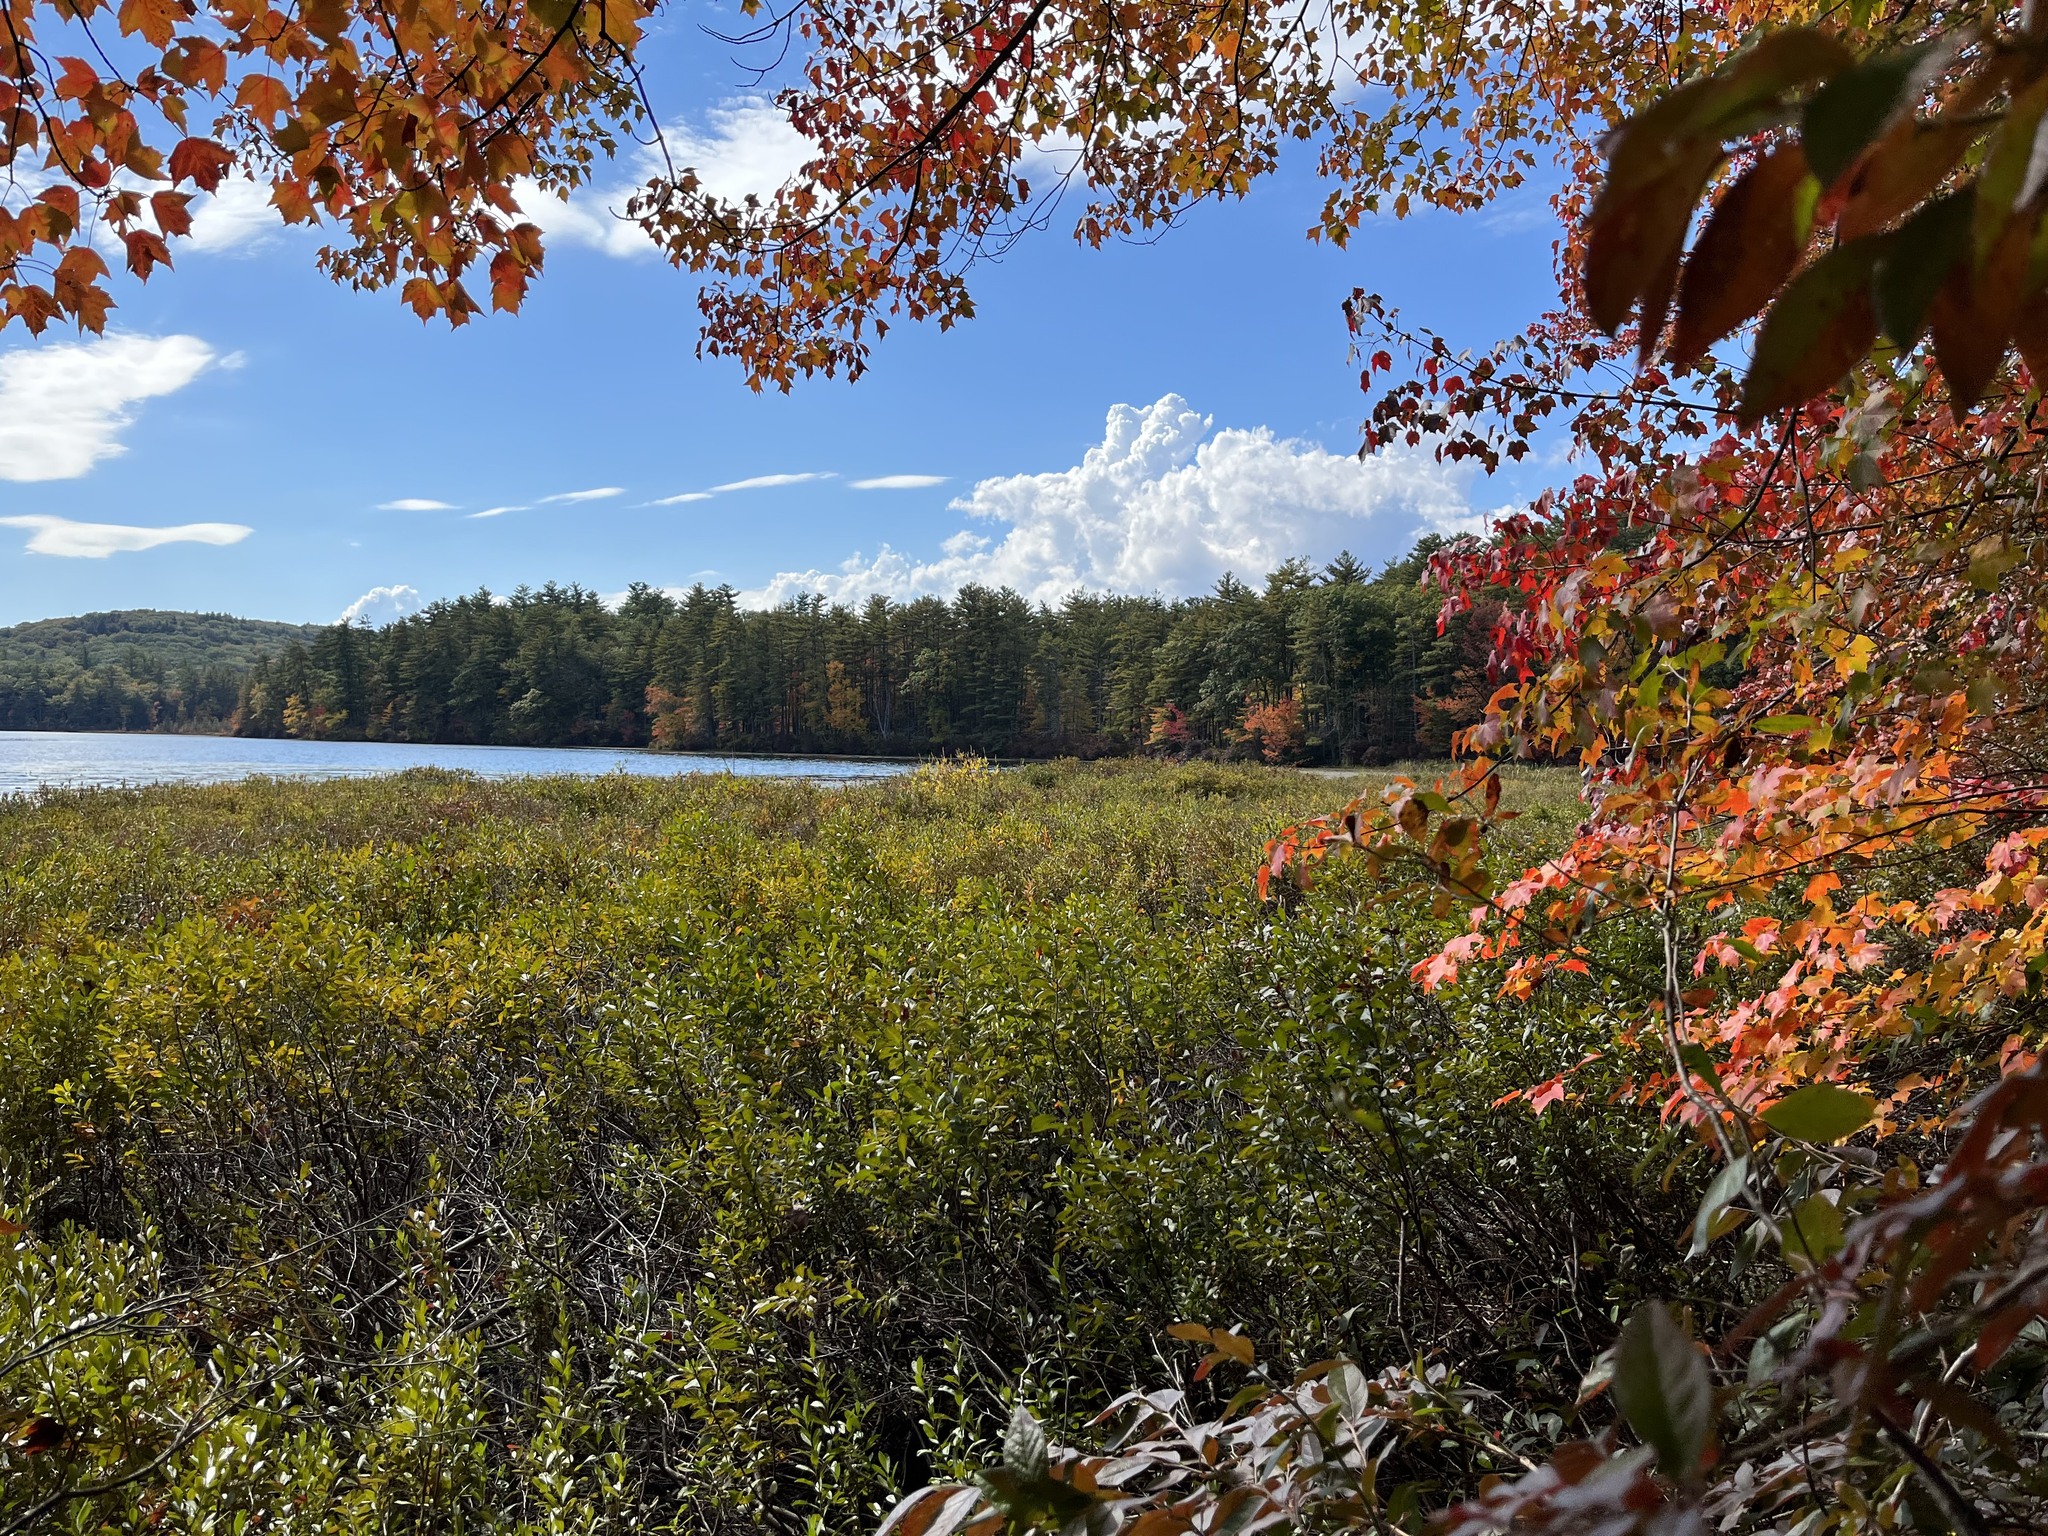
top-left (0, 760), bottom-right (1695, 1533)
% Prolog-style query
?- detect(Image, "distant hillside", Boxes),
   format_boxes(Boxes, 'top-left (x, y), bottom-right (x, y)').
top-left (0, 609), bottom-right (324, 732)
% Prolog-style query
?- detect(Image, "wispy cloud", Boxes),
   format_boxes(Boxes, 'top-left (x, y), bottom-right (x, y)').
top-left (646, 491), bottom-right (715, 505)
top-left (709, 472), bottom-right (835, 493)
top-left (851, 474), bottom-right (947, 490)
top-left (377, 497), bottom-right (457, 511)
top-left (538, 487), bottom-right (625, 504)
top-left (468, 505), bottom-right (527, 519)
top-left (0, 514), bottom-right (252, 559)
top-left (0, 333), bottom-right (218, 482)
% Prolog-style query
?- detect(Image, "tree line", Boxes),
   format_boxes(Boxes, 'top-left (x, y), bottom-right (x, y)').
top-left (226, 540), bottom-right (1488, 762)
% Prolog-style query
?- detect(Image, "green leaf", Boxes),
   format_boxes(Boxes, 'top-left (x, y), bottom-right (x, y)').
top-left (1753, 714), bottom-right (1820, 734)
top-left (1968, 535), bottom-right (2018, 592)
top-left (1779, 1192), bottom-right (1845, 1270)
top-left (1802, 42), bottom-right (1950, 188)
top-left (1759, 1083), bottom-right (1875, 1143)
top-left (1872, 190), bottom-right (1972, 347)
top-left (1689, 1153), bottom-right (1750, 1259)
top-left (1739, 238), bottom-right (1882, 423)
top-left (1327, 1361), bottom-right (1369, 1417)
top-left (1678, 1043), bottom-right (1728, 1096)
top-left (1972, 77), bottom-right (2048, 260)
top-left (1002, 1404), bottom-right (1047, 1480)
top-left (1612, 1302), bottom-right (1714, 1482)
top-left (1968, 672), bottom-right (2000, 716)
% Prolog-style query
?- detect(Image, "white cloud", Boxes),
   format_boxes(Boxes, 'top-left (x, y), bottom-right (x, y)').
top-left (672, 100), bottom-right (816, 205)
top-left (340, 584), bottom-right (424, 625)
top-left (0, 514), bottom-right (251, 558)
top-left (469, 505), bottom-right (526, 519)
top-left (378, 497), bottom-right (457, 511)
top-left (852, 474), bottom-right (948, 490)
top-left (539, 487), bottom-right (624, 504)
top-left (520, 98), bottom-right (813, 260)
top-left (187, 178), bottom-right (286, 254)
top-left (647, 491), bottom-right (714, 505)
top-left (710, 471), bottom-right (834, 493)
top-left (746, 394), bottom-right (1496, 607)
top-left (0, 333), bottom-right (216, 481)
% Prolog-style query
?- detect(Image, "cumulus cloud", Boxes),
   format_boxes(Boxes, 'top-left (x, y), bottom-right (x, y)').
top-left (852, 474), bottom-right (948, 490)
top-left (710, 472), bottom-right (834, 493)
top-left (0, 514), bottom-right (251, 558)
top-left (746, 394), bottom-right (1496, 607)
top-left (520, 98), bottom-right (813, 259)
top-left (378, 497), bottom-right (457, 511)
top-left (0, 333), bottom-right (217, 481)
top-left (340, 584), bottom-right (424, 625)
top-left (539, 487), bottom-right (624, 504)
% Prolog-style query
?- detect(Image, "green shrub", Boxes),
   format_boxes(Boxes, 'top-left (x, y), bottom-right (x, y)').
top-left (0, 761), bottom-right (1685, 1533)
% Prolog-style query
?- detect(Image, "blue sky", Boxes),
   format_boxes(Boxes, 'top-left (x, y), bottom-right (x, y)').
top-left (0, 22), bottom-right (1565, 626)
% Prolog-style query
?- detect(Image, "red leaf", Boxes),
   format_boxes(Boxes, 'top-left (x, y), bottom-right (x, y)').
top-left (167, 137), bottom-right (233, 191)
top-left (150, 190), bottom-right (193, 237)
top-left (123, 228), bottom-right (172, 279)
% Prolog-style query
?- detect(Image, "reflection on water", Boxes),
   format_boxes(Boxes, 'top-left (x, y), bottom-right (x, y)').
top-left (0, 731), bottom-right (915, 795)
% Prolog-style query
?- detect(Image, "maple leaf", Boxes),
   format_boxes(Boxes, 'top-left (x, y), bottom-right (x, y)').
top-left (51, 245), bottom-right (109, 321)
top-left (116, 0), bottom-right (183, 47)
top-left (488, 250), bottom-right (527, 312)
top-left (34, 186), bottom-right (80, 238)
top-left (6, 284), bottom-right (60, 333)
top-left (150, 190), bottom-right (193, 237)
top-left (52, 56), bottom-right (99, 102)
top-left (167, 137), bottom-right (232, 191)
top-left (401, 276), bottom-right (441, 320)
top-left (165, 38), bottom-right (227, 93)
top-left (234, 74), bottom-right (291, 124)
top-left (122, 228), bottom-right (172, 278)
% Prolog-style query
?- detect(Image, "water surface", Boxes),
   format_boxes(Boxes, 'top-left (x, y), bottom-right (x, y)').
top-left (0, 731), bottom-right (914, 795)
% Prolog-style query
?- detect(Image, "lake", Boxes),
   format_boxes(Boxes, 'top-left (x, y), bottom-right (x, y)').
top-left (0, 731), bottom-right (917, 795)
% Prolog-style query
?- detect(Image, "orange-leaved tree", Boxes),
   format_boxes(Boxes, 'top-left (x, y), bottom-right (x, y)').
top-left (878, 5), bottom-right (2048, 1535)
top-left (5, 0), bottom-right (1767, 385)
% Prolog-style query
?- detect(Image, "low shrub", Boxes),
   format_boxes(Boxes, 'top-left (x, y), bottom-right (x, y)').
top-left (0, 761), bottom-right (1688, 1533)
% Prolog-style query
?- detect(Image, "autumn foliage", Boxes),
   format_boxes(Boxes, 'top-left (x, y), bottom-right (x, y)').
top-left (879, 5), bottom-right (2048, 1536)
top-left (0, 0), bottom-right (1795, 384)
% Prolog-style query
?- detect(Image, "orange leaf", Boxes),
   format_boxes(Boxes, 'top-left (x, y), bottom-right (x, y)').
top-left (123, 228), bottom-right (172, 279)
top-left (167, 137), bottom-right (233, 191)
top-left (53, 56), bottom-right (99, 102)
top-left (150, 190), bottom-right (193, 237)
top-left (401, 276), bottom-right (441, 320)
top-left (52, 245), bottom-right (108, 317)
top-left (489, 249), bottom-right (527, 312)
top-left (235, 74), bottom-right (292, 123)
top-left (1670, 145), bottom-right (1813, 369)
top-left (117, 0), bottom-right (184, 47)
top-left (35, 185), bottom-right (80, 236)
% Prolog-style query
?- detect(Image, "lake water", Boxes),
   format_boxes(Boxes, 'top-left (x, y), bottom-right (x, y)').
top-left (0, 731), bottom-right (917, 796)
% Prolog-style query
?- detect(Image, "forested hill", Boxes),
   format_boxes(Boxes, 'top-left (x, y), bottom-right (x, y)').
top-left (231, 540), bottom-right (1493, 764)
top-left (0, 610), bottom-right (324, 733)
